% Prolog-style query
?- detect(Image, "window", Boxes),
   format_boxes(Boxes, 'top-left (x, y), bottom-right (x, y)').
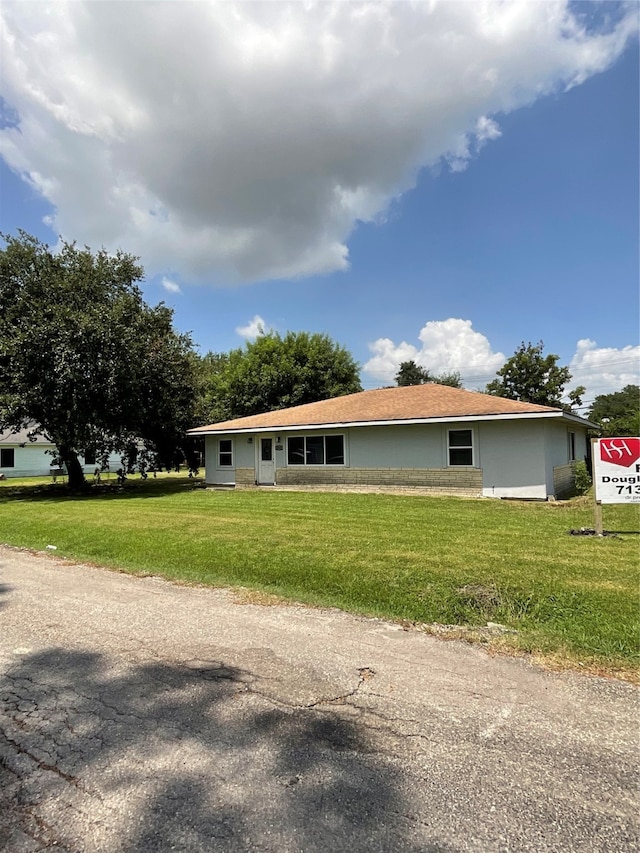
top-left (306, 436), bottom-right (324, 465)
top-left (325, 435), bottom-right (345, 465)
top-left (448, 429), bottom-right (473, 466)
top-left (287, 436), bottom-right (305, 464)
top-left (84, 448), bottom-right (96, 466)
top-left (1, 448), bottom-right (15, 468)
top-left (218, 439), bottom-right (233, 467)
top-left (568, 432), bottom-right (576, 462)
top-left (287, 435), bottom-right (345, 466)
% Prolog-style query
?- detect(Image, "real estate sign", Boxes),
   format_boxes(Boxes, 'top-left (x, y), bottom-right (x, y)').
top-left (592, 437), bottom-right (640, 504)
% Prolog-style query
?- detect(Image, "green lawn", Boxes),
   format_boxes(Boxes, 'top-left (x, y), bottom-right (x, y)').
top-left (1, 476), bottom-right (638, 678)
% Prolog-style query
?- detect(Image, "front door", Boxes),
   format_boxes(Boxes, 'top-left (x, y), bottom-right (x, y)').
top-left (257, 436), bottom-right (275, 484)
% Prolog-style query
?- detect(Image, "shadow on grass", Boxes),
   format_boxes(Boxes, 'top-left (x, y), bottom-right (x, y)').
top-left (0, 648), bottom-right (445, 852)
top-left (0, 476), bottom-right (205, 505)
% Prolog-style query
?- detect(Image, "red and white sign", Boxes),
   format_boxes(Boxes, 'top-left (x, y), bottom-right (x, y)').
top-left (593, 438), bottom-right (640, 504)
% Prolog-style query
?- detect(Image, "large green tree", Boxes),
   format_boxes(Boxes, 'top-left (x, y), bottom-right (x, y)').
top-left (0, 231), bottom-right (198, 488)
top-left (486, 341), bottom-right (584, 409)
top-left (588, 385), bottom-right (640, 436)
top-left (198, 331), bottom-right (362, 422)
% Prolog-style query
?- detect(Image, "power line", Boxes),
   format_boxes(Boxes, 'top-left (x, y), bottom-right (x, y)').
top-left (363, 355), bottom-right (638, 376)
top-left (565, 358), bottom-right (640, 374)
top-left (361, 355), bottom-right (639, 387)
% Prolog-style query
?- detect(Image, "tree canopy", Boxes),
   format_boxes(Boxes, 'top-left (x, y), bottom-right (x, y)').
top-left (434, 371), bottom-right (463, 389)
top-left (588, 385), bottom-right (640, 436)
top-left (198, 331), bottom-right (362, 423)
top-left (0, 231), bottom-right (198, 488)
top-left (395, 361), bottom-right (432, 386)
top-left (395, 360), bottom-right (462, 388)
top-left (485, 341), bottom-right (584, 409)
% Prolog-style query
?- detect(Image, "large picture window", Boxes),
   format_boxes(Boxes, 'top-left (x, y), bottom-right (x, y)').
top-left (1, 448), bottom-right (15, 467)
top-left (287, 435), bottom-right (344, 466)
top-left (448, 429), bottom-right (473, 466)
top-left (218, 438), bottom-right (233, 467)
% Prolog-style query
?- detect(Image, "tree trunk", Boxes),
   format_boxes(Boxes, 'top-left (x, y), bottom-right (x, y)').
top-left (59, 446), bottom-right (86, 490)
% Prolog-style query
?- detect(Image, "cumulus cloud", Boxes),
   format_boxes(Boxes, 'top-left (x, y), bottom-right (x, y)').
top-left (236, 315), bottom-right (269, 340)
top-left (0, 2), bottom-right (635, 283)
top-left (365, 324), bottom-right (640, 401)
top-left (161, 276), bottom-right (182, 295)
top-left (364, 319), bottom-right (505, 387)
top-left (568, 339), bottom-right (640, 399)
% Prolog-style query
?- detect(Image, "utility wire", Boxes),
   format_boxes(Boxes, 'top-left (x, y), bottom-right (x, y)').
top-left (361, 354), bottom-right (639, 389)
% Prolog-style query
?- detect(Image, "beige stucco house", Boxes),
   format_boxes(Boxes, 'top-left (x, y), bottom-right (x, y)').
top-left (188, 384), bottom-right (594, 499)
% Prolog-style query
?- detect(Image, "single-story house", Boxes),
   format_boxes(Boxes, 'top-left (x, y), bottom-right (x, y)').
top-left (188, 384), bottom-right (595, 499)
top-left (0, 427), bottom-right (121, 479)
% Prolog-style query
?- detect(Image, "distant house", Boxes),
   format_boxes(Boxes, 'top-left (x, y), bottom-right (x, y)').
top-left (0, 427), bottom-right (120, 479)
top-left (188, 384), bottom-right (594, 500)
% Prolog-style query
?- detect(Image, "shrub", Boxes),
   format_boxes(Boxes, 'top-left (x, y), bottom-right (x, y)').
top-left (574, 460), bottom-right (592, 495)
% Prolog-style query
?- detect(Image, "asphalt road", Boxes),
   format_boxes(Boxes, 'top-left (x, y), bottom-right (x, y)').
top-left (0, 545), bottom-right (637, 852)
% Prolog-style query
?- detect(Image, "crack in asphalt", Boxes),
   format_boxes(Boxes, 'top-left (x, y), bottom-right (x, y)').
top-left (0, 729), bottom-right (93, 793)
top-left (304, 667), bottom-right (376, 709)
top-left (1, 662), bottom-right (381, 785)
top-left (3, 655), bottom-right (466, 780)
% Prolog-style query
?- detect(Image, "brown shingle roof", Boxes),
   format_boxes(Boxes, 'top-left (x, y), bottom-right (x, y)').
top-left (189, 384), bottom-right (566, 434)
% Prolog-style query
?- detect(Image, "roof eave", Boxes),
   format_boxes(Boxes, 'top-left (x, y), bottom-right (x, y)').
top-left (558, 411), bottom-right (599, 429)
top-left (188, 409), bottom-right (596, 436)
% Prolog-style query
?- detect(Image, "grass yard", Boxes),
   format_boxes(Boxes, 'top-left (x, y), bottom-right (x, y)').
top-left (1, 476), bottom-right (638, 679)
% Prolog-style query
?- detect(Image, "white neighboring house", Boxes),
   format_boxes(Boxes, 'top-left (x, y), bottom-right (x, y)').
top-left (0, 427), bottom-right (121, 479)
top-left (188, 384), bottom-right (595, 500)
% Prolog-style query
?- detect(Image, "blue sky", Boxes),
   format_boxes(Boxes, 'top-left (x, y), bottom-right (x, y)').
top-left (1, 2), bottom-right (638, 410)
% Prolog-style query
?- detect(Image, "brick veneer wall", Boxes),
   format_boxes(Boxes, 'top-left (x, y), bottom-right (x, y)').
top-left (553, 463), bottom-right (576, 499)
top-left (274, 466), bottom-right (482, 495)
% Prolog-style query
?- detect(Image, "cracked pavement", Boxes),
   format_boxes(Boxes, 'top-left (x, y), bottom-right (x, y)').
top-left (0, 546), bottom-right (638, 852)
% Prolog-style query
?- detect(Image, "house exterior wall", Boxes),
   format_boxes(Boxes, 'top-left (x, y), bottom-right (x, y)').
top-left (201, 418), bottom-right (589, 499)
top-left (544, 420), bottom-right (588, 498)
top-left (204, 434), bottom-right (256, 485)
top-left (0, 445), bottom-right (121, 479)
top-left (274, 465), bottom-right (481, 494)
top-left (552, 463), bottom-right (577, 499)
top-left (0, 444), bottom-right (57, 478)
top-left (204, 423), bottom-right (480, 494)
top-left (347, 424), bottom-right (443, 468)
top-left (235, 467), bottom-right (256, 486)
top-left (545, 421), bottom-right (569, 492)
top-left (478, 420), bottom-right (548, 499)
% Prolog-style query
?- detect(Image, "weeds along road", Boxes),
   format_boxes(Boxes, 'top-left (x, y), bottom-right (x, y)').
top-left (0, 545), bottom-right (638, 852)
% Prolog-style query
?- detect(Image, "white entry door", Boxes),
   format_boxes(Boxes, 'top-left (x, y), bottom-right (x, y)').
top-left (257, 436), bottom-right (275, 484)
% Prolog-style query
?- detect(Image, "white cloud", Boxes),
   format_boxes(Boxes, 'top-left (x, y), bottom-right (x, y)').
top-left (568, 339), bottom-right (640, 400)
top-left (0, 2), bottom-right (635, 283)
top-left (161, 276), bottom-right (181, 295)
top-left (236, 315), bottom-right (269, 340)
top-left (475, 116), bottom-right (502, 147)
top-left (365, 325), bottom-right (640, 401)
top-left (364, 319), bottom-right (505, 387)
